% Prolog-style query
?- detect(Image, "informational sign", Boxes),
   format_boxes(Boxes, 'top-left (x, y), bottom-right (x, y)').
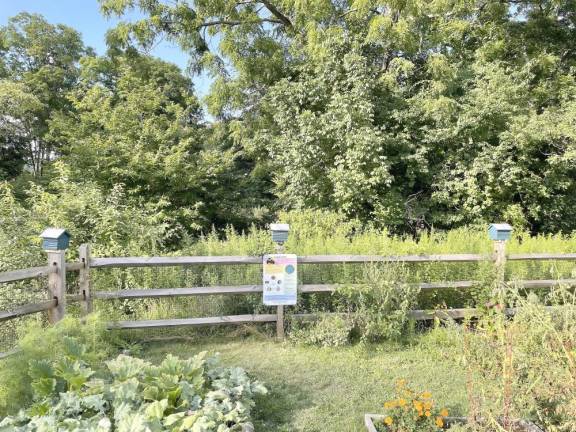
top-left (263, 254), bottom-right (297, 306)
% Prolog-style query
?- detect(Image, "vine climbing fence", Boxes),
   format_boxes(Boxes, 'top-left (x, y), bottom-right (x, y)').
top-left (1, 234), bottom-right (576, 356)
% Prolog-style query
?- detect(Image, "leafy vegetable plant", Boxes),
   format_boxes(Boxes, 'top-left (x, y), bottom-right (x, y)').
top-left (0, 347), bottom-right (267, 431)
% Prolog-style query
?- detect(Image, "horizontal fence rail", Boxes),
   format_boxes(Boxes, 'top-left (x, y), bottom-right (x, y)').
top-left (91, 254), bottom-right (490, 268)
top-left (89, 253), bottom-right (576, 269)
top-left (508, 253), bottom-right (576, 261)
top-left (2, 244), bottom-right (576, 352)
top-left (0, 266), bottom-right (53, 284)
top-left (294, 305), bottom-right (562, 322)
top-left (0, 261), bottom-right (85, 284)
top-left (109, 314), bottom-right (278, 330)
top-left (0, 299), bottom-right (58, 322)
top-left (92, 279), bottom-right (576, 301)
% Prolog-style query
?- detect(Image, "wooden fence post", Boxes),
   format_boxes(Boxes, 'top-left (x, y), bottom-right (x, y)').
top-left (489, 224), bottom-right (513, 306)
top-left (493, 240), bottom-right (507, 278)
top-left (276, 305), bottom-right (284, 340)
top-left (47, 250), bottom-right (66, 323)
top-left (79, 244), bottom-right (92, 316)
top-left (274, 240), bottom-right (286, 341)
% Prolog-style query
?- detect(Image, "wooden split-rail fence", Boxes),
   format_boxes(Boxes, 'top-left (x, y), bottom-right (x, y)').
top-left (1, 242), bottom-right (576, 352)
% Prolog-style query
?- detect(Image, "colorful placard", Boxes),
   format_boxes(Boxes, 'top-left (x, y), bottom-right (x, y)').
top-left (263, 254), bottom-right (297, 305)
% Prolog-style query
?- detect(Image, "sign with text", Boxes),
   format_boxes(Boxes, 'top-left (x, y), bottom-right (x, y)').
top-left (263, 254), bottom-right (297, 306)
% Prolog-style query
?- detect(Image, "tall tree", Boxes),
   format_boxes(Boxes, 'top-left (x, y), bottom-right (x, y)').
top-left (0, 13), bottom-right (86, 178)
top-left (50, 53), bottom-right (272, 234)
top-left (99, 0), bottom-right (576, 233)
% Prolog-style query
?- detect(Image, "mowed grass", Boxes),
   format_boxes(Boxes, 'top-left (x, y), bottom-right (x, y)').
top-left (142, 330), bottom-right (469, 432)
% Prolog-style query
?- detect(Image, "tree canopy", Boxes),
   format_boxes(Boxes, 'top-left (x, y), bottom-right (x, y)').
top-left (0, 13), bottom-right (87, 178)
top-left (2, 2), bottom-right (576, 235)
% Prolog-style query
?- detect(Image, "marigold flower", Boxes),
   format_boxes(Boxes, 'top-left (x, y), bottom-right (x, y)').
top-left (440, 408), bottom-right (449, 417)
top-left (384, 416), bottom-right (393, 426)
top-left (435, 417), bottom-right (444, 428)
top-left (425, 410), bottom-right (431, 417)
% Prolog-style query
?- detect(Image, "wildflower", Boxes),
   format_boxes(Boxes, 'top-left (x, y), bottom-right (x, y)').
top-left (413, 400), bottom-right (423, 411)
top-left (440, 408), bottom-right (449, 417)
top-left (435, 417), bottom-right (444, 428)
top-left (384, 416), bottom-right (393, 426)
top-left (398, 398), bottom-right (407, 407)
top-left (425, 411), bottom-right (431, 417)
top-left (424, 401), bottom-right (433, 410)
top-left (421, 391), bottom-right (432, 399)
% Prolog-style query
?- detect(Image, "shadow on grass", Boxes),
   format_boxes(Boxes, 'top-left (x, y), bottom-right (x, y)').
top-left (251, 379), bottom-right (312, 431)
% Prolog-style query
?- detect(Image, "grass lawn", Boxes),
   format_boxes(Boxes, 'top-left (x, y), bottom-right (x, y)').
top-left (142, 331), bottom-right (469, 431)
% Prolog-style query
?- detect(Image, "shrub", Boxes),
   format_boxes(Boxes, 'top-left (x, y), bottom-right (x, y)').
top-left (287, 264), bottom-right (419, 346)
top-left (0, 349), bottom-right (267, 431)
top-left (288, 314), bottom-right (353, 347)
top-left (337, 263), bottom-right (419, 342)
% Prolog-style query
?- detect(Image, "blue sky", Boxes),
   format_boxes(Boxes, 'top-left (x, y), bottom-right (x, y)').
top-left (0, 0), bottom-right (212, 97)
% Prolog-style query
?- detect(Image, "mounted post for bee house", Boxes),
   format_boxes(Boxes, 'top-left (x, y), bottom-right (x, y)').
top-left (39, 228), bottom-right (70, 323)
top-left (268, 223), bottom-right (291, 340)
top-left (488, 223), bottom-right (512, 288)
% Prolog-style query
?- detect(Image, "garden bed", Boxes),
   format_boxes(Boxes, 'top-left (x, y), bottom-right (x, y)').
top-left (364, 414), bottom-right (544, 432)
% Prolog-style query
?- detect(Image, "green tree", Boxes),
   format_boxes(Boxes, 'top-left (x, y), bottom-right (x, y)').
top-left (0, 81), bottom-right (44, 180)
top-left (50, 53), bottom-right (272, 233)
top-left (0, 13), bottom-right (87, 178)
top-left (100, 0), bottom-right (576, 233)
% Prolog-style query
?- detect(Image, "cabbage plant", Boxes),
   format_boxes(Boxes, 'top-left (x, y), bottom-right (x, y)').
top-left (0, 342), bottom-right (267, 432)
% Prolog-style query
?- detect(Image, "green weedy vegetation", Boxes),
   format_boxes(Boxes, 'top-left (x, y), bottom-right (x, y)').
top-left (0, 319), bottom-right (267, 431)
top-left (0, 315), bottom-right (112, 416)
top-left (83, 210), bottom-right (576, 325)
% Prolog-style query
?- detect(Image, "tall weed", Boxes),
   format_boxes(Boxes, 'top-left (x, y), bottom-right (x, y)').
top-left (0, 315), bottom-right (114, 416)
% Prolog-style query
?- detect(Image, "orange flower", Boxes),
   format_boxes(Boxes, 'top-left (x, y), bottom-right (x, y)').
top-left (398, 398), bottom-right (407, 407)
top-left (413, 400), bottom-right (423, 411)
top-left (435, 417), bottom-right (444, 428)
top-left (425, 411), bottom-right (431, 417)
top-left (424, 401), bottom-right (433, 410)
top-left (384, 416), bottom-right (393, 426)
top-left (440, 408), bottom-right (449, 417)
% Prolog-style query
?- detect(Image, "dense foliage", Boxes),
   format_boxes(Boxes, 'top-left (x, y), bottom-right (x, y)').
top-left (1, 2), bottom-right (576, 236)
top-left (96, 0), bottom-right (576, 233)
top-left (0, 318), bottom-right (267, 431)
top-left (0, 353), bottom-right (266, 432)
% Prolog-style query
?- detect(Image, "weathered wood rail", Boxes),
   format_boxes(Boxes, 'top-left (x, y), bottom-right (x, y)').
top-left (1, 243), bottom-right (576, 352)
